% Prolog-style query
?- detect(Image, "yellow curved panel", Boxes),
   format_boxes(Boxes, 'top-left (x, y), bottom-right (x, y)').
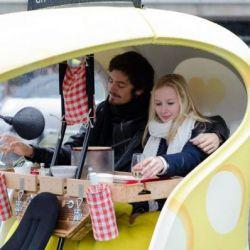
top-left (0, 6), bottom-right (249, 250)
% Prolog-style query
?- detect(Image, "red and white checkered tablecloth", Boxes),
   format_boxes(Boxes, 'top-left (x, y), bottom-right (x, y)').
top-left (63, 63), bottom-right (89, 125)
top-left (0, 173), bottom-right (12, 221)
top-left (86, 183), bottom-right (118, 241)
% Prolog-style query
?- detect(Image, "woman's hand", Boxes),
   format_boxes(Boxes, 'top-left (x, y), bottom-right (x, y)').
top-left (190, 133), bottom-right (221, 154)
top-left (133, 156), bottom-right (165, 179)
top-left (0, 134), bottom-right (34, 158)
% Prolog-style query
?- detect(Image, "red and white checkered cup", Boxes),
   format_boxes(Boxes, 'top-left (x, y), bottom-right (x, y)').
top-left (86, 183), bottom-right (118, 241)
top-left (0, 173), bottom-right (12, 221)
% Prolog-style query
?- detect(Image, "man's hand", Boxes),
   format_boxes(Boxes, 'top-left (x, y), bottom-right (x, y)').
top-left (132, 157), bottom-right (164, 179)
top-left (190, 133), bottom-right (220, 154)
top-left (0, 134), bottom-right (34, 158)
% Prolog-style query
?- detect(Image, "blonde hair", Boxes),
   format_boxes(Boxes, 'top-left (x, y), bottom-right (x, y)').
top-left (143, 74), bottom-right (208, 145)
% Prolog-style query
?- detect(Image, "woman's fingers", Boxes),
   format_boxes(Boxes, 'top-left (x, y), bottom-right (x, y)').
top-left (132, 161), bottom-right (144, 171)
top-left (140, 157), bottom-right (164, 179)
top-left (142, 165), bottom-right (159, 179)
top-left (133, 157), bottom-right (165, 179)
top-left (202, 145), bottom-right (214, 154)
top-left (206, 148), bottom-right (215, 155)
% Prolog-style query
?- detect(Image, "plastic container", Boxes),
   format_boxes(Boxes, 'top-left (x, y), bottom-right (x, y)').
top-left (71, 147), bottom-right (114, 179)
top-left (95, 173), bottom-right (113, 183)
top-left (14, 161), bottom-right (32, 174)
top-left (0, 151), bottom-right (19, 167)
top-left (50, 165), bottom-right (78, 178)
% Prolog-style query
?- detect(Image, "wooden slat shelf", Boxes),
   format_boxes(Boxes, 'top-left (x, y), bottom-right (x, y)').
top-left (38, 175), bottom-right (66, 195)
top-left (3, 171), bottom-right (37, 192)
top-left (1, 170), bottom-right (182, 240)
top-left (111, 178), bottom-right (182, 203)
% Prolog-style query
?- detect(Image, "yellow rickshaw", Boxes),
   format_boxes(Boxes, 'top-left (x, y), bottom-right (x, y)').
top-left (0, 2), bottom-right (249, 250)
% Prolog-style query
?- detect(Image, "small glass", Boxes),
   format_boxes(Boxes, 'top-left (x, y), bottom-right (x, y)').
top-left (0, 137), bottom-right (19, 167)
top-left (0, 151), bottom-right (4, 168)
top-left (131, 153), bottom-right (145, 182)
top-left (0, 151), bottom-right (19, 168)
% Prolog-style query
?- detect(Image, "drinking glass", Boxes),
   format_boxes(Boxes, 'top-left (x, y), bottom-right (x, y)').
top-left (131, 153), bottom-right (145, 182)
top-left (0, 139), bottom-right (19, 167)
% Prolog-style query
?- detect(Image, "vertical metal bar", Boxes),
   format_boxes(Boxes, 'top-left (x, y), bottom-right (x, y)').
top-left (59, 63), bottom-right (67, 115)
top-left (75, 124), bottom-right (91, 179)
top-left (86, 54), bottom-right (95, 125)
top-left (56, 238), bottom-right (65, 250)
top-left (55, 63), bottom-right (68, 250)
top-left (50, 121), bottom-right (67, 167)
top-left (50, 63), bottom-right (67, 167)
top-left (75, 54), bottom-right (94, 179)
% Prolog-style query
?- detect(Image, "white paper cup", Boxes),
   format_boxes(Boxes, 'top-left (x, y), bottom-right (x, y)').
top-left (14, 161), bottom-right (32, 174)
top-left (14, 165), bottom-right (31, 174)
top-left (50, 165), bottom-right (78, 178)
top-left (95, 173), bottom-right (113, 183)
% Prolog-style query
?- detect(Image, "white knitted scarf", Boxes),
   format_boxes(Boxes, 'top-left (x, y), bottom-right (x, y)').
top-left (143, 116), bottom-right (196, 158)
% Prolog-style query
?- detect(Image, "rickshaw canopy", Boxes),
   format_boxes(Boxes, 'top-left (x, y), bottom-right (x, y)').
top-left (0, 6), bottom-right (249, 82)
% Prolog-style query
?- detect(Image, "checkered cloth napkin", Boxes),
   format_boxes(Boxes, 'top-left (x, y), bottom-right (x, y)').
top-left (63, 62), bottom-right (89, 125)
top-left (86, 183), bottom-right (118, 241)
top-left (0, 173), bottom-right (12, 221)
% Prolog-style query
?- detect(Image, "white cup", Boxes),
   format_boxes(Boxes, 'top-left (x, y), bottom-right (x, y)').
top-left (95, 173), bottom-right (113, 183)
top-left (14, 163), bottom-right (32, 175)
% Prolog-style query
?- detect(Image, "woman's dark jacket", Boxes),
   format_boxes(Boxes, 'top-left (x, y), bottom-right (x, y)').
top-left (31, 97), bottom-right (229, 171)
top-left (132, 119), bottom-right (229, 214)
top-left (156, 120), bottom-right (216, 178)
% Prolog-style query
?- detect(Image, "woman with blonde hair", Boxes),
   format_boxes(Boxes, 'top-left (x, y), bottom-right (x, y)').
top-left (133, 73), bottom-right (221, 180)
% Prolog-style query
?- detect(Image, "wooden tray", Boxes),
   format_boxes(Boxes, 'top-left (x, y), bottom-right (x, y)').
top-left (1, 170), bottom-right (182, 240)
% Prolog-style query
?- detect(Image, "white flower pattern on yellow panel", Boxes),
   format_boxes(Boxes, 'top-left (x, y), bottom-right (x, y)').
top-left (150, 208), bottom-right (188, 250)
top-left (206, 171), bottom-right (243, 234)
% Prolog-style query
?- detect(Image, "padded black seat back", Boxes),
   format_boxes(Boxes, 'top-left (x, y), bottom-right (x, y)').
top-left (1, 192), bottom-right (59, 250)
